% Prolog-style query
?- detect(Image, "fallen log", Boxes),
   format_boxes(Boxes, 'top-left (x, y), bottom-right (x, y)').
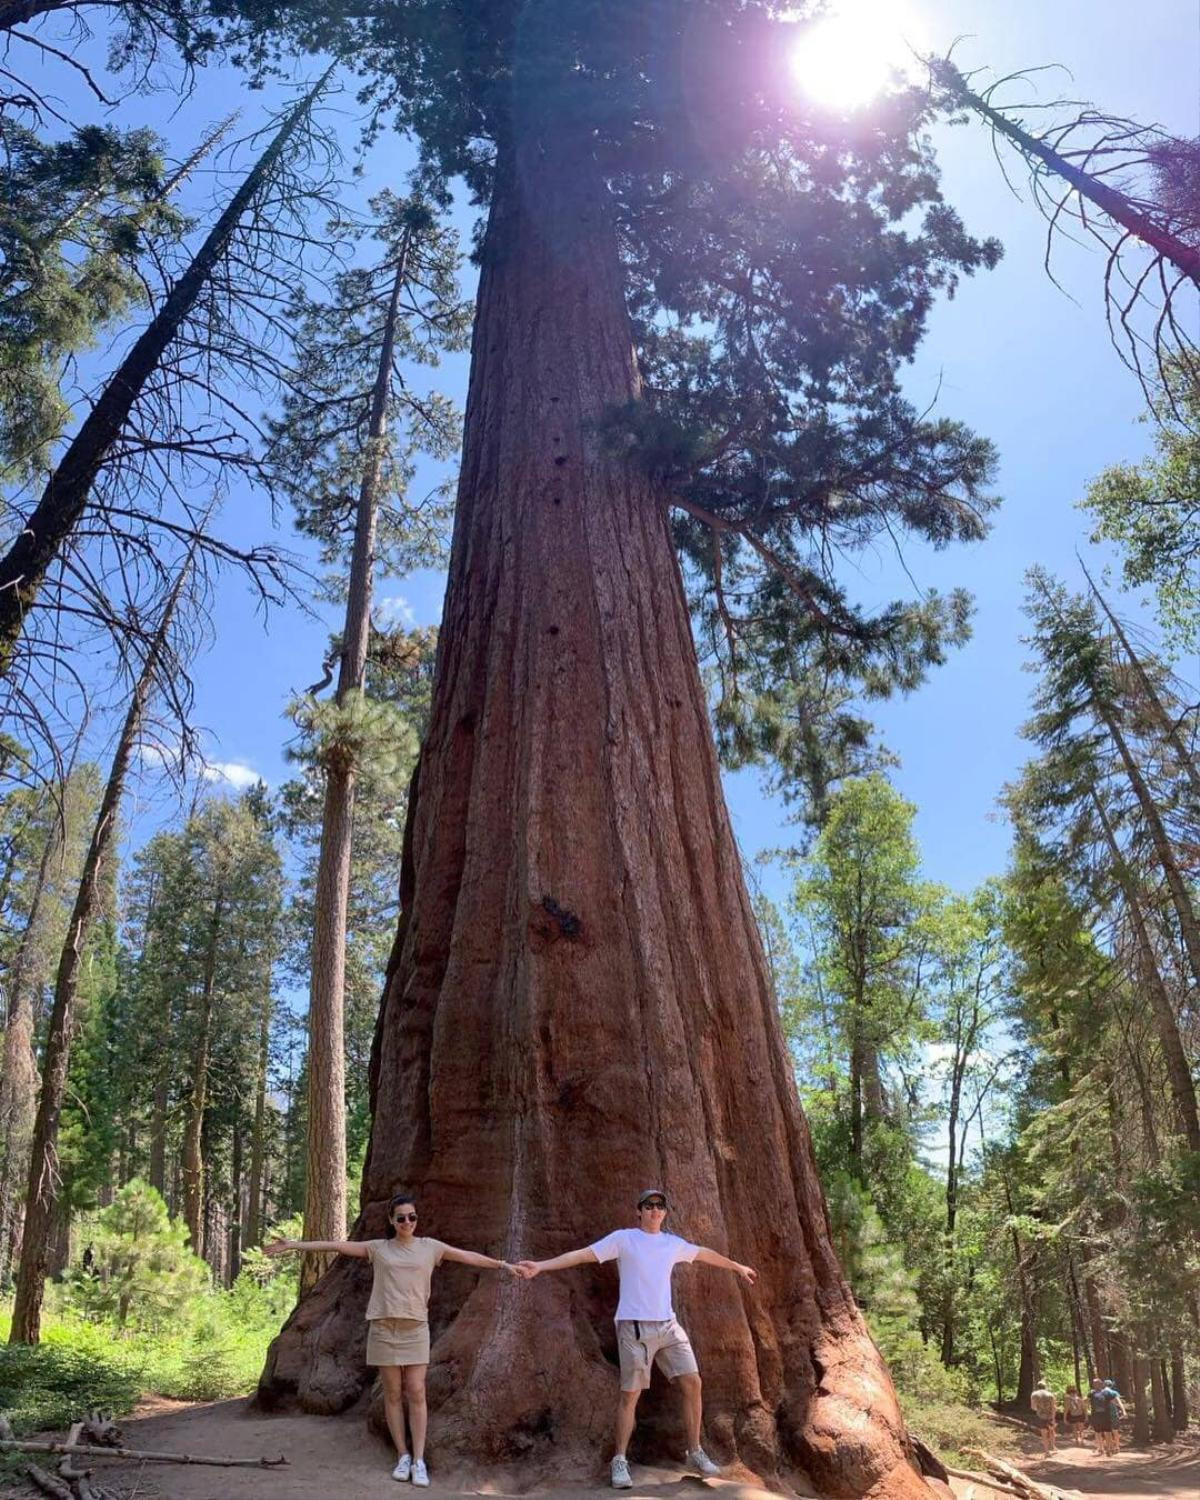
top-left (25, 1465), bottom-right (72, 1500)
top-left (2, 1439), bottom-right (287, 1469)
top-left (964, 1449), bottom-right (1077, 1500)
top-left (942, 1462), bottom-right (1024, 1497)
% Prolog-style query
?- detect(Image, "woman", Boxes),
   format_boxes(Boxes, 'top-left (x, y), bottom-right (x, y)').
top-left (266, 1193), bottom-right (518, 1486)
top-left (1063, 1385), bottom-right (1087, 1445)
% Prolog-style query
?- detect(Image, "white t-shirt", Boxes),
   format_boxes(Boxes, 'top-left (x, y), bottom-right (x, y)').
top-left (590, 1228), bottom-right (700, 1321)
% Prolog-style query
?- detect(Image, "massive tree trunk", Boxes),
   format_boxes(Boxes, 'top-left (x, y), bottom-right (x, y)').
top-left (258, 125), bottom-right (929, 1497)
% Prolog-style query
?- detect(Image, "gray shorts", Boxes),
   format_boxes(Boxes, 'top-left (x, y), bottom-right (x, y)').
top-left (616, 1318), bottom-right (699, 1391)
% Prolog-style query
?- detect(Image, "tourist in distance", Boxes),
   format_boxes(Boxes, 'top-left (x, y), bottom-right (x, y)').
top-left (1104, 1377), bottom-right (1127, 1453)
top-left (1087, 1376), bottom-right (1117, 1457)
top-left (1030, 1379), bottom-right (1058, 1455)
top-left (1062, 1385), bottom-right (1087, 1445)
top-left (517, 1187), bottom-right (757, 1490)
top-left (265, 1192), bottom-right (519, 1487)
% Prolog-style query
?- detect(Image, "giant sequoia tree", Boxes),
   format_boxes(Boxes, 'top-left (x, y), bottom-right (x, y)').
top-left (253, 4), bottom-right (999, 1491)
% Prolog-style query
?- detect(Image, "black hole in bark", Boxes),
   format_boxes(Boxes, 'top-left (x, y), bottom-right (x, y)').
top-left (458, 711), bottom-right (476, 734)
top-left (549, 395), bottom-right (560, 402)
top-left (541, 894), bottom-right (582, 939)
top-left (547, 625), bottom-right (559, 635)
top-left (552, 496), bottom-right (562, 506)
top-left (554, 455), bottom-right (567, 466)
top-left (553, 435), bottom-right (560, 443)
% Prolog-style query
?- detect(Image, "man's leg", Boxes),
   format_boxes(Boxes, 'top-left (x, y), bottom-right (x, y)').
top-left (614, 1388), bottom-right (641, 1458)
top-left (404, 1366), bottom-right (429, 1462)
top-left (379, 1366), bottom-right (408, 1458)
top-left (676, 1373), bottom-right (703, 1454)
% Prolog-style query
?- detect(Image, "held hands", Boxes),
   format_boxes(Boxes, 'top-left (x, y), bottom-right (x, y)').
top-left (736, 1264), bottom-right (758, 1286)
top-left (263, 1239), bottom-right (294, 1258)
top-left (513, 1260), bottom-right (541, 1279)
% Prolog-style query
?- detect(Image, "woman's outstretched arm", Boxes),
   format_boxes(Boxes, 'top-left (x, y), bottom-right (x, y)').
top-left (440, 1246), bottom-right (518, 1273)
top-left (263, 1238), bottom-right (371, 1259)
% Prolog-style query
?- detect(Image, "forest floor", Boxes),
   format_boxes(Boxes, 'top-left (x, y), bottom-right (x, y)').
top-left (4, 1399), bottom-right (1199, 1500)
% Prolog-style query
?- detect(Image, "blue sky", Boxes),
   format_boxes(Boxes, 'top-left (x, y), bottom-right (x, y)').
top-left (31, 1), bottom-right (1198, 907)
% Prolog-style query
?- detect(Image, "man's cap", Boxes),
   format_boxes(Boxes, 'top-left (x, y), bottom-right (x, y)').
top-left (638, 1188), bottom-right (668, 1208)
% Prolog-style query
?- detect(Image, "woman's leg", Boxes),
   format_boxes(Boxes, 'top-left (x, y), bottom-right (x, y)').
top-left (404, 1364), bottom-right (429, 1462)
top-left (379, 1366), bottom-right (409, 1458)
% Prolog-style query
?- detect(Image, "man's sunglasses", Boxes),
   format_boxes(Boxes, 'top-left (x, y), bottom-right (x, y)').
top-left (641, 1201), bottom-right (667, 1211)
top-left (393, 1212), bottom-right (418, 1223)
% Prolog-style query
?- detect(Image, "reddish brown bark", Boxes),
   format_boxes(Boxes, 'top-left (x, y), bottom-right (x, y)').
top-left (259, 125), bottom-right (928, 1498)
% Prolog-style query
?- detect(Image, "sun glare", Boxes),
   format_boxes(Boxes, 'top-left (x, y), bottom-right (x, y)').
top-left (787, 1), bottom-right (924, 112)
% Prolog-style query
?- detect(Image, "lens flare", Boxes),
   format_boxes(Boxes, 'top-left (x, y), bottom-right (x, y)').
top-left (787, 1), bottom-right (924, 112)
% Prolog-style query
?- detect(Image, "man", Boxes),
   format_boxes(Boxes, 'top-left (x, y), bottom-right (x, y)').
top-left (1030, 1380), bottom-right (1058, 1455)
top-left (519, 1187), bottom-right (757, 1489)
top-left (1087, 1376), bottom-right (1115, 1457)
top-left (1104, 1378), bottom-right (1126, 1454)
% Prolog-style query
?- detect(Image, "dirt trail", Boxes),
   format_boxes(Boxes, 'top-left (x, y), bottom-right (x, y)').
top-left (8, 1400), bottom-right (1199, 1500)
top-left (1020, 1433), bottom-right (1200, 1500)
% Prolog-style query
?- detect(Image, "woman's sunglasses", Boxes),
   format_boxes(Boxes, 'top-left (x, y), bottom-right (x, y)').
top-left (393, 1212), bottom-right (418, 1223)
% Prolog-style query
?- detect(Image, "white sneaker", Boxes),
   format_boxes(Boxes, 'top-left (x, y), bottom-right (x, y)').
top-left (611, 1455), bottom-right (633, 1488)
top-left (687, 1447), bottom-right (722, 1477)
top-left (412, 1459), bottom-right (430, 1487)
top-left (392, 1455), bottom-right (412, 1482)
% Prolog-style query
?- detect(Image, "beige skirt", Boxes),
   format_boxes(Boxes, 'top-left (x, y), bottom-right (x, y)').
top-left (366, 1317), bottom-right (430, 1367)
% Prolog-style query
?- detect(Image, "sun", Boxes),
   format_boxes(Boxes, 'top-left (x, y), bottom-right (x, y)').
top-left (787, 1), bottom-right (925, 112)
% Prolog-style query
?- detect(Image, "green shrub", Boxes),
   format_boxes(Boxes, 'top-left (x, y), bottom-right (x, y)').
top-left (0, 1336), bottom-right (143, 1435)
top-left (65, 1180), bottom-right (208, 1332)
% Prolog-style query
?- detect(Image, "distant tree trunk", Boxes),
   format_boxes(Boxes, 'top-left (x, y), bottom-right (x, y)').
top-left (258, 120), bottom-right (931, 1497)
top-left (9, 556), bottom-right (191, 1344)
top-left (1170, 1345), bottom-right (1188, 1430)
top-left (148, 1075), bottom-right (168, 1196)
top-left (1100, 712), bottom-right (1200, 991)
top-left (1081, 562), bottom-right (1200, 804)
top-left (301, 240), bottom-right (410, 1295)
top-left (245, 989), bottom-right (271, 1250)
top-left (1149, 1355), bottom-right (1174, 1442)
top-left (1132, 1354), bottom-right (1151, 1447)
top-left (0, 75), bottom-right (328, 679)
top-left (1091, 792), bottom-right (1200, 1151)
top-left (229, 1121), bottom-right (243, 1285)
top-left (181, 893), bottom-right (223, 1255)
top-left (1110, 1330), bottom-right (1132, 1402)
top-left (1068, 1257), bottom-right (1094, 1382)
top-left (0, 817), bottom-right (62, 1283)
top-left (1086, 1278), bottom-right (1109, 1379)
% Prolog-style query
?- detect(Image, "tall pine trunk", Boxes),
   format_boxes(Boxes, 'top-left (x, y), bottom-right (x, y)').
top-left (0, 822), bottom-right (60, 1284)
top-left (301, 240), bottom-right (409, 1295)
top-left (181, 894), bottom-right (223, 1255)
top-left (259, 123), bottom-right (929, 1496)
top-left (9, 558), bottom-right (191, 1342)
top-left (1091, 791), bottom-right (1200, 1151)
top-left (246, 987), bottom-right (271, 1250)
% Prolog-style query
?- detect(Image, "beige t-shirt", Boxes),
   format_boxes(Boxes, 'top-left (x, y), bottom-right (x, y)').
top-left (364, 1237), bottom-right (447, 1322)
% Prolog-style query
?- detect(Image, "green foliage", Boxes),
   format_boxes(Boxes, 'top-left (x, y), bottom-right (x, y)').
top-left (66, 1181), bottom-right (208, 1331)
top-left (0, 1319), bottom-right (144, 1434)
top-left (1083, 361), bottom-right (1200, 654)
top-left (288, 688), bottom-right (419, 782)
top-left (0, 120), bottom-right (182, 480)
top-left (269, 189), bottom-right (469, 586)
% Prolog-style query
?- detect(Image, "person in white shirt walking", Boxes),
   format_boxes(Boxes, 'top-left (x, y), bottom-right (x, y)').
top-left (518, 1187), bottom-right (757, 1490)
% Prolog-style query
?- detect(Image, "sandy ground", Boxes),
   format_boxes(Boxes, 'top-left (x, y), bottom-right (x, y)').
top-left (6, 1399), bottom-right (1199, 1500)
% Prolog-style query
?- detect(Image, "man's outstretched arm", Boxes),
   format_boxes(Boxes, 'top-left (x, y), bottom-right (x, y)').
top-left (695, 1247), bottom-right (757, 1284)
top-left (518, 1247), bottom-right (600, 1277)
